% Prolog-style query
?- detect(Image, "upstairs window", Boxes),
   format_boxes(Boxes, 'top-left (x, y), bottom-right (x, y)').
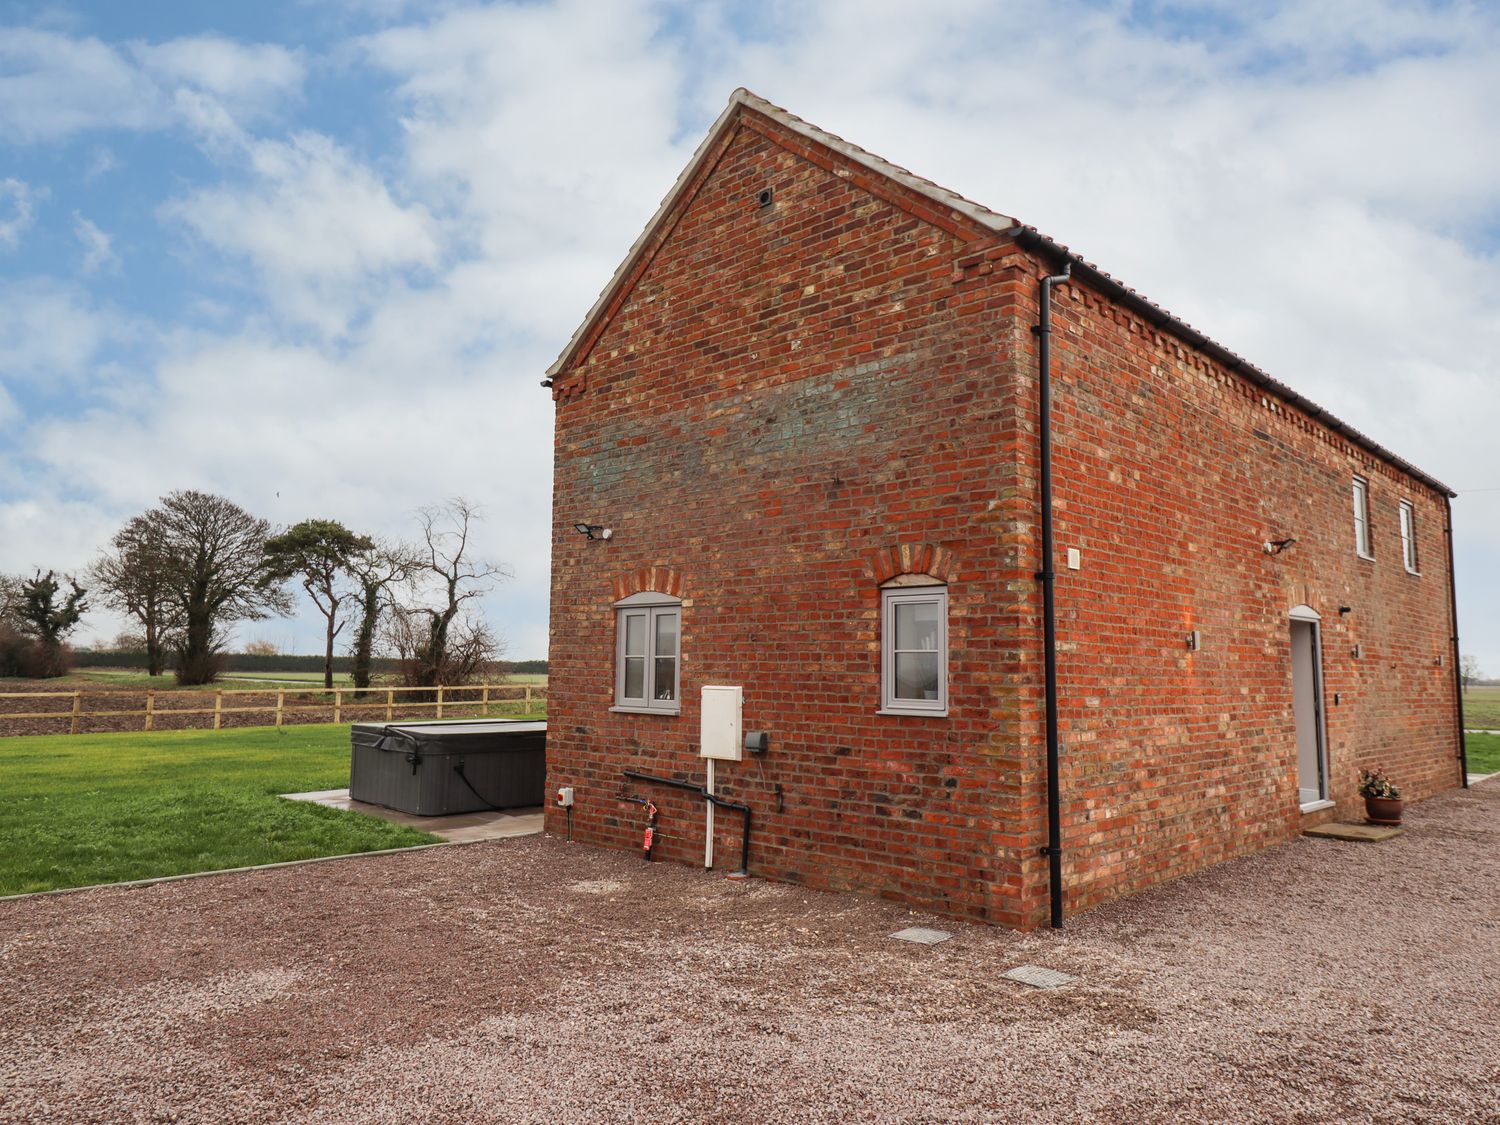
top-left (614, 592), bottom-right (680, 713)
top-left (881, 582), bottom-right (948, 715)
top-left (1352, 477), bottom-right (1373, 559)
top-left (1399, 500), bottom-right (1419, 574)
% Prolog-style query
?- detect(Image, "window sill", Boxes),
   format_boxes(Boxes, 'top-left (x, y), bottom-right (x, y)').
top-left (1300, 798), bottom-right (1335, 814)
top-left (1356, 551), bottom-right (1375, 562)
top-left (610, 705), bottom-right (680, 716)
top-left (877, 708), bottom-right (949, 718)
top-left (1404, 567), bottom-right (1421, 577)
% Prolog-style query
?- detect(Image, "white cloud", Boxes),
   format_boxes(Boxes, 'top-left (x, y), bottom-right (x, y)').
top-left (84, 146), bottom-right (119, 180)
top-left (362, 0), bottom-right (686, 267)
top-left (0, 178), bottom-right (38, 250)
top-left (0, 279), bottom-right (117, 383)
top-left (162, 132), bottom-right (442, 334)
top-left (73, 212), bottom-right (118, 274)
top-left (0, 26), bottom-right (304, 143)
top-left (0, 28), bottom-right (162, 141)
top-left (131, 35), bottom-right (304, 110)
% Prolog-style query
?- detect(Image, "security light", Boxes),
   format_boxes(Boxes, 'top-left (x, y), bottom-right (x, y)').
top-left (573, 523), bottom-right (612, 541)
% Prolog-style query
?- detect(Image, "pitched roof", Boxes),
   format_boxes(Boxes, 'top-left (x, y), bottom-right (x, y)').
top-left (547, 89), bottom-right (1453, 498)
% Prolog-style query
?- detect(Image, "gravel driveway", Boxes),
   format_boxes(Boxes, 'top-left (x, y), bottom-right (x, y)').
top-left (3, 781), bottom-right (1498, 1124)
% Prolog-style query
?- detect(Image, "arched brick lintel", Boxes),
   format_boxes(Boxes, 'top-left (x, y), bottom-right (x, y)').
top-left (611, 566), bottom-right (686, 603)
top-left (862, 543), bottom-right (959, 586)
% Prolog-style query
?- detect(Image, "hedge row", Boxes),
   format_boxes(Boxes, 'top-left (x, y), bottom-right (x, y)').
top-left (72, 651), bottom-right (547, 675)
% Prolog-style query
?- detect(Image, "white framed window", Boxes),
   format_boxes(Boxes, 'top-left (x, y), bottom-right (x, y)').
top-left (613, 592), bottom-right (680, 713)
top-left (1352, 476), bottom-right (1373, 559)
top-left (1399, 500), bottom-right (1419, 574)
top-left (880, 583), bottom-right (948, 715)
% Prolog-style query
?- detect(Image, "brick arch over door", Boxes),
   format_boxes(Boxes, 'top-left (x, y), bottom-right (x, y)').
top-left (611, 567), bottom-right (686, 603)
top-left (862, 544), bottom-right (960, 586)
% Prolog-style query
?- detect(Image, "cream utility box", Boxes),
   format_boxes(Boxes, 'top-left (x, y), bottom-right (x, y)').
top-left (699, 685), bottom-right (744, 761)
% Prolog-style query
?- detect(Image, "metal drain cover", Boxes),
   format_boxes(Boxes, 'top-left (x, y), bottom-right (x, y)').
top-left (1003, 964), bottom-right (1077, 989)
top-left (890, 927), bottom-right (952, 945)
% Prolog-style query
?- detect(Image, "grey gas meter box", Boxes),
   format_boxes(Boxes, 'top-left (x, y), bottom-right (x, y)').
top-left (349, 720), bottom-right (546, 815)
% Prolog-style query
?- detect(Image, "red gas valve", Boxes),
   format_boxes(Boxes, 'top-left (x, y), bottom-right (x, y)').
top-left (642, 800), bottom-right (658, 861)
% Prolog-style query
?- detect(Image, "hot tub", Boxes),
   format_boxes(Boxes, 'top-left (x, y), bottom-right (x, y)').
top-left (349, 720), bottom-right (546, 816)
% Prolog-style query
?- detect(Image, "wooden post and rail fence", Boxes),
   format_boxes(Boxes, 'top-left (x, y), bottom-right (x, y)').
top-left (0, 682), bottom-right (545, 736)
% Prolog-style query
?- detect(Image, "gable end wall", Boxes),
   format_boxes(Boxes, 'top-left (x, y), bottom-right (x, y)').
top-left (546, 112), bottom-right (1044, 926)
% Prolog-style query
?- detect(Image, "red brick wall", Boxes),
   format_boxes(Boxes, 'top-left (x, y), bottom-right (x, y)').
top-left (545, 106), bottom-right (1462, 929)
top-left (547, 113), bottom-right (1042, 927)
top-left (1028, 266), bottom-right (1462, 918)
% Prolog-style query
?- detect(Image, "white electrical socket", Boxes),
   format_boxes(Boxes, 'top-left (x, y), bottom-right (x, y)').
top-left (556, 787), bottom-right (575, 807)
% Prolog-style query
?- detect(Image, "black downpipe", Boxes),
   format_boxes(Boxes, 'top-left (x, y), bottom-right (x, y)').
top-left (622, 769), bottom-right (753, 875)
top-left (1444, 497), bottom-right (1469, 787)
top-left (1035, 261), bottom-right (1071, 930)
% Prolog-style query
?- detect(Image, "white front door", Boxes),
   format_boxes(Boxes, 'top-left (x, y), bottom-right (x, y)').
top-left (1290, 617), bottom-right (1327, 805)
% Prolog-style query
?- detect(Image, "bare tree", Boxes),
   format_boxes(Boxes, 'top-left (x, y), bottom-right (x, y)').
top-left (384, 499), bottom-right (510, 686)
top-left (90, 515), bottom-right (182, 677)
top-left (264, 519), bottom-right (374, 689)
top-left (346, 539), bottom-right (422, 691)
top-left (1461, 654), bottom-right (1483, 694)
top-left (146, 491), bottom-right (293, 685)
top-left (113, 630), bottom-right (149, 653)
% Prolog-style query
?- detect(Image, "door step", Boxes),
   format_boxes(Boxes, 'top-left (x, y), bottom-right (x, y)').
top-left (1303, 822), bottom-right (1404, 843)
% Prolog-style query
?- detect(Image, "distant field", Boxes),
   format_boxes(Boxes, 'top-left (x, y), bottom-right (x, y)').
top-left (1464, 685), bottom-right (1500, 730)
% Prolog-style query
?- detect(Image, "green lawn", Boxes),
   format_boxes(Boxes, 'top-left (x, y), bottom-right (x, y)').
top-left (0, 724), bottom-right (439, 897)
top-left (1467, 732), bottom-right (1500, 776)
top-left (1463, 685), bottom-right (1500, 730)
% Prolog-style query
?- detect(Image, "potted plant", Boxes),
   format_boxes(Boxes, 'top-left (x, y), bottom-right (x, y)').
top-left (1358, 767), bottom-right (1403, 826)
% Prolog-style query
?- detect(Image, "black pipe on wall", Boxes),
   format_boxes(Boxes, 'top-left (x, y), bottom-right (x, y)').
top-left (1035, 261), bottom-right (1071, 930)
top-left (622, 769), bottom-right (753, 874)
top-left (1443, 497), bottom-right (1469, 788)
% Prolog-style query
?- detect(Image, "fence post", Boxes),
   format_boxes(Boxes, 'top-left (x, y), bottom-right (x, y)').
top-left (525, 684), bottom-right (533, 712)
top-left (482, 684), bottom-right (490, 717)
top-left (213, 691), bottom-right (223, 731)
top-left (386, 689), bottom-right (394, 722)
top-left (144, 690), bottom-right (155, 733)
top-left (334, 687), bottom-right (342, 725)
top-left (436, 685), bottom-right (444, 720)
top-left (70, 691), bottom-right (82, 735)
top-left (276, 690), bottom-right (285, 727)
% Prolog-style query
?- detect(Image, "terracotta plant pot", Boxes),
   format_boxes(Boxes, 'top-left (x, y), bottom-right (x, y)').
top-left (1364, 795), bottom-right (1404, 826)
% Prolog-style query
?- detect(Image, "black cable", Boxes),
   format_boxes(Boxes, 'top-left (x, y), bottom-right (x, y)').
top-left (452, 761), bottom-right (506, 811)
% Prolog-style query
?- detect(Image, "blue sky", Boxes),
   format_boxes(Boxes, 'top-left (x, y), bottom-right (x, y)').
top-left (2, 0), bottom-right (1498, 672)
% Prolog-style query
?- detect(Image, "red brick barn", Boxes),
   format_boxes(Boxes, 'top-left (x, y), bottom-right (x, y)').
top-left (542, 89), bottom-right (1465, 930)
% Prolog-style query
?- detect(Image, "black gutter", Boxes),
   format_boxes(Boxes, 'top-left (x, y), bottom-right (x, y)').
top-left (622, 769), bottom-right (753, 875)
top-left (1012, 229), bottom-right (1456, 501)
top-left (1444, 497), bottom-right (1469, 787)
top-left (1034, 260), bottom-right (1071, 931)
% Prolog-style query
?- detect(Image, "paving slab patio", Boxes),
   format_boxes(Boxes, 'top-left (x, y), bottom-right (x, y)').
top-left (282, 787), bottom-right (544, 843)
top-left (1302, 821), bottom-right (1404, 842)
